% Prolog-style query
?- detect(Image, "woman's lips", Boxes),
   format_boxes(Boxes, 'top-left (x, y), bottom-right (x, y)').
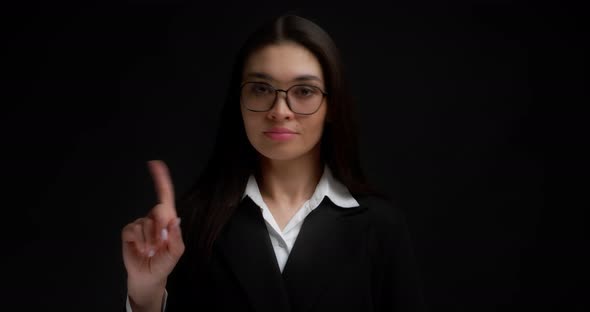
top-left (264, 132), bottom-right (297, 141)
top-left (263, 126), bottom-right (297, 141)
top-left (265, 127), bottom-right (296, 133)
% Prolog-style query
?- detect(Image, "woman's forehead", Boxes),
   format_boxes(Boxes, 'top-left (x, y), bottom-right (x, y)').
top-left (243, 43), bottom-right (324, 83)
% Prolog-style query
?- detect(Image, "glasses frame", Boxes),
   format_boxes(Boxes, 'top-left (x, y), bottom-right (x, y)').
top-left (240, 81), bottom-right (328, 115)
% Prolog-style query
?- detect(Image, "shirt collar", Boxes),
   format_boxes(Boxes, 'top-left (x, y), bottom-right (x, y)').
top-left (241, 164), bottom-right (360, 210)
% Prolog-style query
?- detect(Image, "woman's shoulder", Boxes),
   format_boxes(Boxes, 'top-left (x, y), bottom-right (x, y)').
top-left (354, 193), bottom-right (409, 230)
top-left (355, 194), bottom-right (418, 257)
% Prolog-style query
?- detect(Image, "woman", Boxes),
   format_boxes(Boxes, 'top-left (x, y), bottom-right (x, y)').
top-left (121, 14), bottom-right (426, 312)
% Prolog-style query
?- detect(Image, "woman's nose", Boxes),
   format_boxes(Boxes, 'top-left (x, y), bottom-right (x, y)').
top-left (268, 91), bottom-right (294, 118)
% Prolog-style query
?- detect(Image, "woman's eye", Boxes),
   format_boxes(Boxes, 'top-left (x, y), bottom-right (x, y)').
top-left (294, 87), bottom-right (316, 97)
top-left (253, 85), bottom-right (272, 93)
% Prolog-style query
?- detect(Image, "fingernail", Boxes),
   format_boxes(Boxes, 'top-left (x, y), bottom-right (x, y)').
top-left (148, 248), bottom-right (155, 257)
top-left (161, 228), bottom-right (168, 241)
top-left (174, 218), bottom-right (181, 227)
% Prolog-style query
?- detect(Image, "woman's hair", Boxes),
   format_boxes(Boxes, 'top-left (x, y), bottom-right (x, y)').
top-left (177, 14), bottom-right (389, 257)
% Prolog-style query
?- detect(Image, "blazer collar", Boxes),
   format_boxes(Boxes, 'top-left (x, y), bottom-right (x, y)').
top-left (216, 196), bottom-right (292, 312)
top-left (241, 164), bottom-right (360, 209)
top-left (216, 195), bottom-right (370, 312)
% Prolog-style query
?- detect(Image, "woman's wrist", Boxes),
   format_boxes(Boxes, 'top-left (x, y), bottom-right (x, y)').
top-left (127, 279), bottom-right (166, 312)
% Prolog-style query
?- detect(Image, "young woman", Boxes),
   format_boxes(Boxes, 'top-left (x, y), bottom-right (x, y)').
top-left (121, 14), bottom-right (426, 312)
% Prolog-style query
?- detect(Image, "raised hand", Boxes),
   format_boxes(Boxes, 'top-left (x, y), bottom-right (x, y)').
top-left (121, 160), bottom-right (185, 309)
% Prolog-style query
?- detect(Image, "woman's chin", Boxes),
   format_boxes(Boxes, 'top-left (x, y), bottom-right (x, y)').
top-left (257, 148), bottom-right (306, 162)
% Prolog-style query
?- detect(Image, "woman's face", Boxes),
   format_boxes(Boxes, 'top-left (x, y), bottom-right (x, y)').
top-left (240, 42), bottom-right (328, 161)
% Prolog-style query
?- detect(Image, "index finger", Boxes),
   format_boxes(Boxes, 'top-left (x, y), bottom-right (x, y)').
top-left (147, 160), bottom-right (176, 210)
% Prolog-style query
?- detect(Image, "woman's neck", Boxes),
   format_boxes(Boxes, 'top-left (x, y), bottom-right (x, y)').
top-left (256, 148), bottom-right (323, 206)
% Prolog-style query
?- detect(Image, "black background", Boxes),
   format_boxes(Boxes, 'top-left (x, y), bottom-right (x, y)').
top-left (3, 0), bottom-right (585, 310)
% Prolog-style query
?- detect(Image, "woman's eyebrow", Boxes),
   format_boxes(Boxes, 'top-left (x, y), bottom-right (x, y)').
top-left (245, 72), bottom-right (323, 83)
top-left (292, 74), bottom-right (323, 83)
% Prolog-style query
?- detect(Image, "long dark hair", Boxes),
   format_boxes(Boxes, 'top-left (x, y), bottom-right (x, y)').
top-left (177, 14), bottom-right (389, 258)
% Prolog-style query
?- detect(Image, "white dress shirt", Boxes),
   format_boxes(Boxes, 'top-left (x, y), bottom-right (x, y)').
top-left (126, 164), bottom-right (359, 311)
top-left (241, 164), bottom-right (359, 272)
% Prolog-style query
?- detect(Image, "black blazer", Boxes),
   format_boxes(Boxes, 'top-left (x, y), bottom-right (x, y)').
top-left (162, 194), bottom-right (427, 312)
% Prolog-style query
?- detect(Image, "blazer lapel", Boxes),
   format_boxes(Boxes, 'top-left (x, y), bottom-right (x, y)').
top-left (216, 196), bottom-right (291, 312)
top-left (281, 196), bottom-right (370, 312)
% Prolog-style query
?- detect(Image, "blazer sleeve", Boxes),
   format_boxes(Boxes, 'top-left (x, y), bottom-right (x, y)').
top-left (369, 197), bottom-right (428, 312)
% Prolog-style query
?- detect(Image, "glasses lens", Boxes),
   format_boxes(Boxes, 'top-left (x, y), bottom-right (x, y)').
top-left (241, 82), bottom-right (275, 111)
top-left (288, 85), bottom-right (323, 114)
top-left (241, 82), bottom-right (324, 114)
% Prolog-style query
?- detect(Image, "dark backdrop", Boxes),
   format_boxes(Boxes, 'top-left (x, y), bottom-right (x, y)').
top-left (3, 0), bottom-right (584, 310)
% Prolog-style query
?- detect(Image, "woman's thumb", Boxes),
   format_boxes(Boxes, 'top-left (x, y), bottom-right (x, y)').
top-left (165, 217), bottom-right (184, 258)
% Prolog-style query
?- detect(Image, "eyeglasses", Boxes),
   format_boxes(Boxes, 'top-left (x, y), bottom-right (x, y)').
top-left (240, 82), bottom-right (327, 115)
